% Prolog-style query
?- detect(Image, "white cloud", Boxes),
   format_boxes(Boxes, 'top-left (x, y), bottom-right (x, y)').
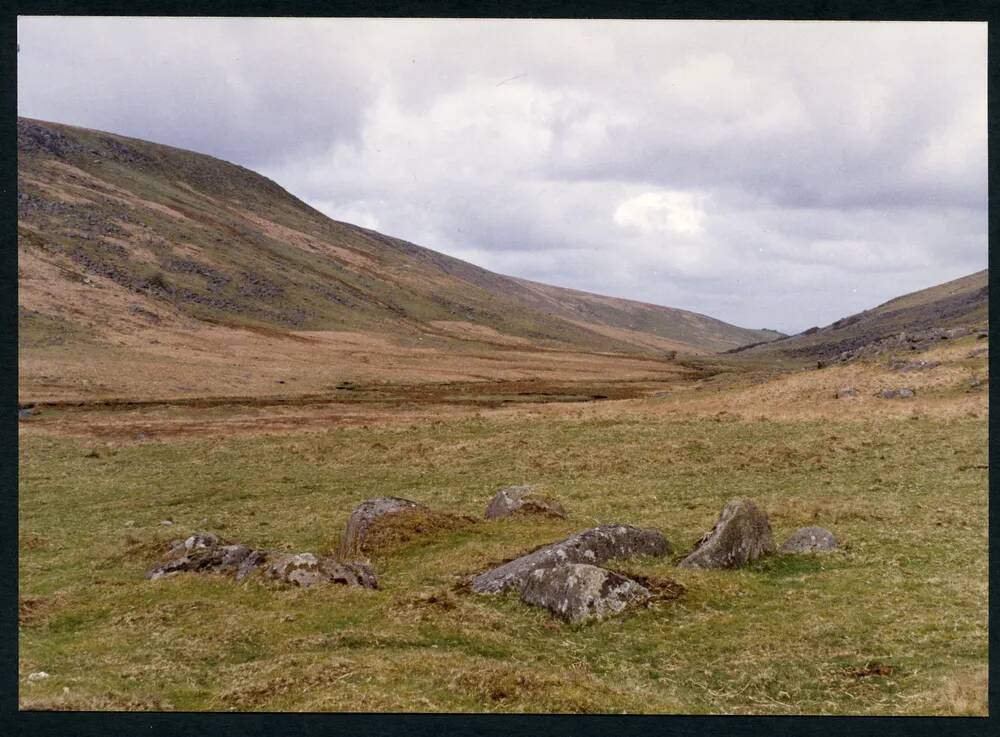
top-left (613, 191), bottom-right (707, 236)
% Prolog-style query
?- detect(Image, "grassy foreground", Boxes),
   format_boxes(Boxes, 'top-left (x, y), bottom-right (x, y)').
top-left (18, 405), bottom-right (987, 714)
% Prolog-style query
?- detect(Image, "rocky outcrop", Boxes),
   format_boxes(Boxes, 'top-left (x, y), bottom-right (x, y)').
top-left (146, 533), bottom-right (268, 581)
top-left (145, 532), bottom-right (376, 588)
top-left (484, 485), bottom-right (566, 520)
top-left (519, 563), bottom-right (651, 623)
top-left (779, 527), bottom-right (838, 553)
top-left (679, 498), bottom-right (775, 569)
top-left (471, 525), bottom-right (671, 594)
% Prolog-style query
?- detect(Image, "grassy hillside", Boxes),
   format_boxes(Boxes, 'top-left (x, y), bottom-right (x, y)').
top-left (17, 117), bottom-right (779, 373)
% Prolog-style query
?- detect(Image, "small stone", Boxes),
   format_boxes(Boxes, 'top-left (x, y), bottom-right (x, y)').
top-left (27, 672), bottom-right (49, 682)
top-left (484, 485), bottom-right (566, 520)
top-left (519, 563), bottom-right (652, 623)
top-left (182, 532), bottom-right (219, 552)
top-left (835, 387), bottom-right (859, 399)
top-left (679, 498), bottom-right (775, 570)
top-left (159, 519), bottom-right (174, 526)
top-left (780, 526), bottom-right (838, 553)
top-left (878, 388), bottom-right (915, 399)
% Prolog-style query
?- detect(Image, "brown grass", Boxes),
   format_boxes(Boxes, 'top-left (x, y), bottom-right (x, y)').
top-left (351, 508), bottom-right (479, 557)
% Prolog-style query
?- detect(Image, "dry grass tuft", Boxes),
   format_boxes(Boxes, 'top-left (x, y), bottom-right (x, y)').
top-left (451, 664), bottom-right (564, 704)
top-left (349, 508), bottom-right (479, 557)
top-left (20, 691), bottom-right (173, 711)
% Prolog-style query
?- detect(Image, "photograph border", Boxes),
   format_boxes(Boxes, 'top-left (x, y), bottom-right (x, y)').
top-left (3, 1), bottom-right (996, 735)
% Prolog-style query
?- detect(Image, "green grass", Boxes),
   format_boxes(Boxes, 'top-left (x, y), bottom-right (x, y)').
top-left (18, 410), bottom-right (988, 713)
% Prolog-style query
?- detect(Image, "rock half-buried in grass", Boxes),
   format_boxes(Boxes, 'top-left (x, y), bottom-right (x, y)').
top-left (145, 533), bottom-right (377, 588)
top-left (471, 524), bottom-right (671, 594)
top-left (264, 553), bottom-right (378, 589)
top-left (679, 498), bottom-right (775, 569)
top-left (779, 526), bottom-right (838, 553)
top-left (520, 563), bottom-right (652, 623)
top-left (146, 533), bottom-right (268, 581)
top-left (339, 496), bottom-right (476, 557)
top-left (484, 485), bottom-right (566, 520)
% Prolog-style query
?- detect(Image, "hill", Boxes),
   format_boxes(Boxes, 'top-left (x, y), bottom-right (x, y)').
top-left (17, 117), bottom-right (781, 401)
top-left (730, 270), bottom-right (987, 364)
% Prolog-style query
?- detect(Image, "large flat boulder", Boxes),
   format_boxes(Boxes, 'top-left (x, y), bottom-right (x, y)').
top-left (339, 496), bottom-right (475, 557)
top-left (779, 526), bottom-right (838, 553)
top-left (471, 524), bottom-right (671, 594)
top-left (519, 563), bottom-right (651, 623)
top-left (484, 485), bottom-right (566, 520)
top-left (679, 498), bottom-right (775, 569)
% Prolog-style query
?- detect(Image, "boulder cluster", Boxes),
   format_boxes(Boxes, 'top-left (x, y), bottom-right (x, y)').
top-left (145, 531), bottom-right (377, 589)
top-left (144, 485), bottom-right (837, 625)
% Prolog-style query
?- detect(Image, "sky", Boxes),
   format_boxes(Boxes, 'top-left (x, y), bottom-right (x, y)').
top-left (17, 18), bottom-right (987, 333)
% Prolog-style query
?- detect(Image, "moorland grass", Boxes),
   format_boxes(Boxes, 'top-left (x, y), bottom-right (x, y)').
top-left (18, 406), bottom-right (987, 714)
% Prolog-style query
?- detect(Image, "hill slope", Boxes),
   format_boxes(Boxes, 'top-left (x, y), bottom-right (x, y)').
top-left (731, 270), bottom-right (988, 364)
top-left (17, 117), bottom-right (778, 376)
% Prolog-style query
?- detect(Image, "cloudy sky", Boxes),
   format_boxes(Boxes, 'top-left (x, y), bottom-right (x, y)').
top-left (17, 18), bottom-right (987, 333)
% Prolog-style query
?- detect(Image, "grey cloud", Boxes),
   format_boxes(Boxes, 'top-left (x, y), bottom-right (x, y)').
top-left (17, 18), bottom-right (987, 333)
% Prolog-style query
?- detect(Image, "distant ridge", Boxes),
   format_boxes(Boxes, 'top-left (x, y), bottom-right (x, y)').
top-left (17, 116), bottom-right (782, 358)
top-left (731, 270), bottom-right (987, 362)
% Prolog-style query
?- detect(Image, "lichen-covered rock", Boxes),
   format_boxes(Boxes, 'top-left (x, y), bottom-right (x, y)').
top-left (339, 496), bottom-right (475, 557)
top-left (878, 387), bottom-right (915, 399)
top-left (484, 485), bottom-right (566, 520)
top-left (471, 524), bottom-right (671, 594)
top-left (146, 533), bottom-right (260, 580)
top-left (519, 563), bottom-right (651, 623)
top-left (679, 498), bottom-right (775, 569)
top-left (780, 527), bottom-right (838, 553)
top-left (264, 553), bottom-right (378, 589)
top-left (265, 553), bottom-right (324, 587)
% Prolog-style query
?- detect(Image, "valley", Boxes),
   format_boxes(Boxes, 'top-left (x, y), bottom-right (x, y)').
top-left (16, 118), bottom-right (989, 716)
